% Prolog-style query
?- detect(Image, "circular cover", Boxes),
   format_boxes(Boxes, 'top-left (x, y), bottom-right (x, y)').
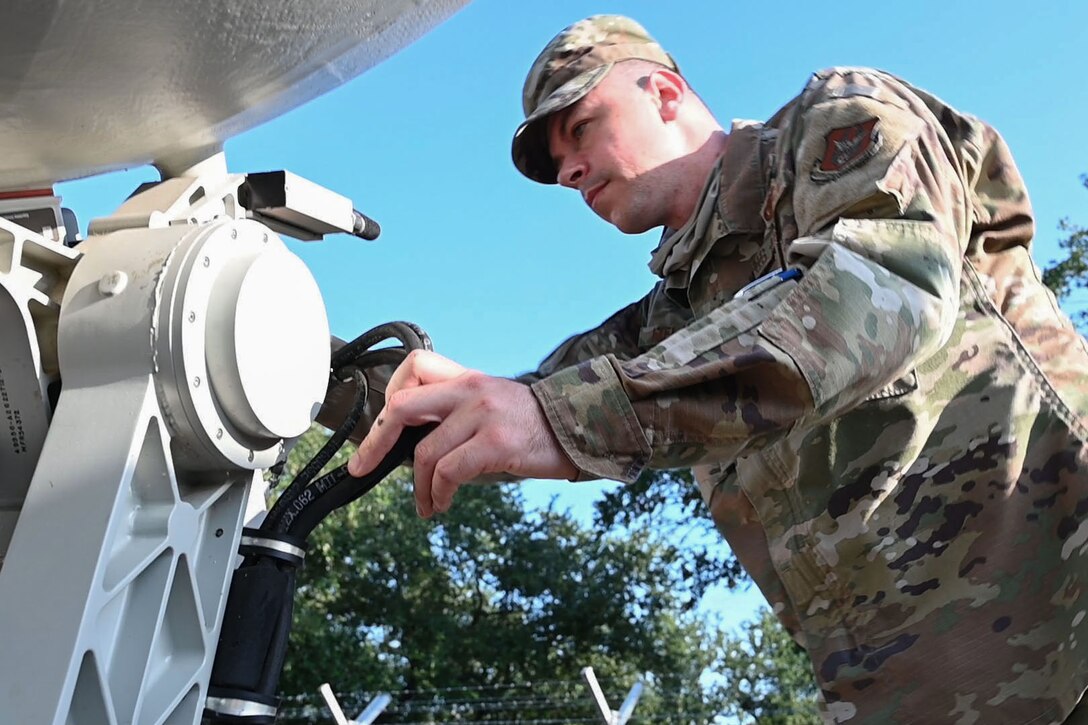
top-left (0, 0), bottom-right (468, 190)
top-left (231, 248), bottom-right (330, 439)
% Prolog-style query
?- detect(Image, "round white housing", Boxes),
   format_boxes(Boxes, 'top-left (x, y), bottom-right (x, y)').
top-left (204, 229), bottom-right (330, 442)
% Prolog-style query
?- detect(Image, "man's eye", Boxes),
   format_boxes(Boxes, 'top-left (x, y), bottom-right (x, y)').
top-left (572, 120), bottom-right (589, 139)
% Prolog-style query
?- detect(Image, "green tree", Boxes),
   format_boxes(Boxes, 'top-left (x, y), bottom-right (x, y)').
top-left (717, 610), bottom-right (821, 725)
top-left (1043, 174), bottom-right (1088, 329)
top-left (595, 470), bottom-right (824, 723)
top-left (594, 468), bottom-right (746, 607)
top-left (274, 427), bottom-right (727, 723)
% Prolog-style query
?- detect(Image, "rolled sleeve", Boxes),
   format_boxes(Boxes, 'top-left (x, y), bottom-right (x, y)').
top-left (531, 356), bottom-right (651, 483)
top-left (529, 68), bottom-right (971, 484)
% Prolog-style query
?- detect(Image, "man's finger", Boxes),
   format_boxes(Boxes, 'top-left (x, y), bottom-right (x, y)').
top-left (410, 408), bottom-right (480, 518)
top-left (346, 377), bottom-right (467, 478)
top-left (385, 350), bottom-right (467, 400)
top-left (430, 439), bottom-right (498, 514)
top-left (351, 351), bottom-right (471, 479)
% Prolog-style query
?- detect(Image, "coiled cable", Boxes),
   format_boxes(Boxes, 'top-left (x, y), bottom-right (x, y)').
top-left (206, 320), bottom-right (433, 724)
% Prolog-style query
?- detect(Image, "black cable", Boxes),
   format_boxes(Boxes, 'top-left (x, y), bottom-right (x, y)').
top-left (343, 347), bottom-right (412, 373)
top-left (267, 320), bottom-right (434, 533)
top-left (331, 321), bottom-right (431, 371)
top-left (263, 369), bottom-right (369, 532)
top-left (208, 320), bottom-right (435, 724)
top-left (266, 319), bottom-right (436, 535)
top-left (274, 422), bottom-right (436, 539)
top-left (400, 321), bottom-right (434, 351)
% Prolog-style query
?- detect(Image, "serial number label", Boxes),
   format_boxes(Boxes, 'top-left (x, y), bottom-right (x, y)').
top-left (0, 370), bottom-right (27, 454)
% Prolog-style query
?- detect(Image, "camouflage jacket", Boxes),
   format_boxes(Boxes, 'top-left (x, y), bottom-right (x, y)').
top-left (528, 67), bottom-right (1088, 724)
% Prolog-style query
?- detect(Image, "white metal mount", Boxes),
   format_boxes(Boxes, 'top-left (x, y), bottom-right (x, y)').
top-left (0, 157), bottom-right (330, 724)
top-left (320, 682), bottom-right (392, 725)
top-left (581, 666), bottom-right (646, 725)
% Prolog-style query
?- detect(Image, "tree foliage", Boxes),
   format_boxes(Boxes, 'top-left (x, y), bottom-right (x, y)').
top-left (1043, 174), bottom-right (1088, 329)
top-left (273, 427), bottom-right (730, 723)
top-left (273, 172), bottom-right (1087, 723)
top-left (594, 468), bottom-right (747, 605)
top-left (717, 609), bottom-right (821, 725)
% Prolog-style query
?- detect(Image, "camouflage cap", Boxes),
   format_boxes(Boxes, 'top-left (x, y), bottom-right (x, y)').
top-left (511, 15), bottom-right (678, 184)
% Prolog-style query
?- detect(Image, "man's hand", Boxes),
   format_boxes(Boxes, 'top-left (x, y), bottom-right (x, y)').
top-left (347, 350), bottom-right (579, 517)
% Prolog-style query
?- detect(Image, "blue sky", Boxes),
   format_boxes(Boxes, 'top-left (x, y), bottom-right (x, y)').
top-left (58, 1), bottom-right (1088, 630)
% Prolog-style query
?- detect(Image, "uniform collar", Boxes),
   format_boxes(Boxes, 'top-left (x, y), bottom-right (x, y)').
top-left (648, 120), bottom-right (770, 285)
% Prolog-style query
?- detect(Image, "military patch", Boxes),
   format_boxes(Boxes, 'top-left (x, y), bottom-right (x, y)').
top-left (810, 117), bottom-right (882, 183)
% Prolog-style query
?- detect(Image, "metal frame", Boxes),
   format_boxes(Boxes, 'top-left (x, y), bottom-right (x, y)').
top-left (0, 157), bottom-right (330, 724)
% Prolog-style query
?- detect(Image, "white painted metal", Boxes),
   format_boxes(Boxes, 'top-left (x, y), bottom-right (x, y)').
top-left (0, 163), bottom-right (332, 723)
top-left (0, 193), bottom-right (72, 243)
top-left (581, 666), bottom-right (616, 725)
top-left (215, 246), bottom-right (330, 439)
top-left (0, 1), bottom-right (467, 721)
top-left (355, 693), bottom-right (393, 724)
top-left (0, 380), bottom-right (258, 725)
top-left (320, 683), bottom-right (351, 725)
top-left (614, 680), bottom-right (645, 725)
top-left (0, 0), bottom-right (469, 190)
top-left (320, 684), bottom-right (391, 725)
top-left (0, 214), bottom-right (80, 561)
top-left (580, 667), bottom-right (647, 725)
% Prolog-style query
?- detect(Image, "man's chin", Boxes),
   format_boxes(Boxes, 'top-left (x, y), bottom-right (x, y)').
top-left (590, 199), bottom-right (653, 234)
top-left (590, 205), bottom-right (617, 228)
top-left (608, 213), bottom-right (654, 235)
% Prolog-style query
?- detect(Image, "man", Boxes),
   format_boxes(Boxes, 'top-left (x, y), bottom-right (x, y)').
top-left (348, 15), bottom-right (1088, 724)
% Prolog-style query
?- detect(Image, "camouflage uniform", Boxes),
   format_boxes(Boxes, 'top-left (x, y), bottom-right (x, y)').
top-left (514, 16), bottom-right (1088, 725)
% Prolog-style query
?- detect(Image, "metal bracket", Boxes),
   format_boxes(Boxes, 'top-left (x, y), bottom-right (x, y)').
top-left (581, 667), bottom-right (646, 725)
top-left (239, 171), bottom-right (380, 242)
top-left (87, 162), bottom-right (381, 243)
top-left (319, 683), bottom-right (391, 725)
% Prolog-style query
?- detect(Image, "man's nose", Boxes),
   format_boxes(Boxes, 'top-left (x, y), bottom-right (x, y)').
top-left (558, 156), bottom-right (586, 189)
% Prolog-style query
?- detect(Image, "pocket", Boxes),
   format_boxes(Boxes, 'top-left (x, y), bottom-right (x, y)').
top-left (699, 456), bottom-right (809, 644)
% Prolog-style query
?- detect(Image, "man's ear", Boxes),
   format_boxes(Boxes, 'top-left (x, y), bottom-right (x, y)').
top-left (647, 69), bottom-right (686, 121)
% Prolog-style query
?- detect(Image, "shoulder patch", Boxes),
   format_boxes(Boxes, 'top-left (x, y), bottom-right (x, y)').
top-left (811, 117), bottom-right (881, 183)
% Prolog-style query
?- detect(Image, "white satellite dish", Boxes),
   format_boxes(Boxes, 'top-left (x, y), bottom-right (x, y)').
top-left (0, 0), bottom-right (468, 189)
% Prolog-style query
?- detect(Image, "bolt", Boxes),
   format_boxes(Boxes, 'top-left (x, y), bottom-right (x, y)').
top-left (97, 271), bottom-right (128, 296)
top-left (216, 428), bottom-right (224, 440)
top-left (215, 528), bottom-right (224, 538)
top-left (248, 450), bottom-right (255, 462)
top-left (193, 376), bottom-right (201, 388)
top-left (203, 256), bottom-right (210, 267)
top-left (188, 311), bottom-right (196, 323)
top-left (262, 233), bottom-right (269, 243)
top-left (230, 229), bottom-right (238, 240)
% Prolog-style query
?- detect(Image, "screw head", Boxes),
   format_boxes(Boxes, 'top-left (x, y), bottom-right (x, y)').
top-left (188, 311), bottom-right (196, 322)
top-left (193, 376), bottom-right (201, 388)
top-left (97, 271), bottom-right (128, 296)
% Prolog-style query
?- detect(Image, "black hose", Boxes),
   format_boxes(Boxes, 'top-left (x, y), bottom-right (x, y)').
top-left (268, 320), bottom-right (433, 532)
top-left (272, 423), bottom-right (436, 539)
top-left (330, 321), bottom-right (431, 371)
top-left (341, 347), bottom-right (412, 373)
top-left (207, 320), bottom-right (434, 724)
top-left (263, 369), bottom-right (368, 532)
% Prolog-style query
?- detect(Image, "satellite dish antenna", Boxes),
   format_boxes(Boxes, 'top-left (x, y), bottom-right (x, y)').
top-left (0, 0), bottom-right (469, 189)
